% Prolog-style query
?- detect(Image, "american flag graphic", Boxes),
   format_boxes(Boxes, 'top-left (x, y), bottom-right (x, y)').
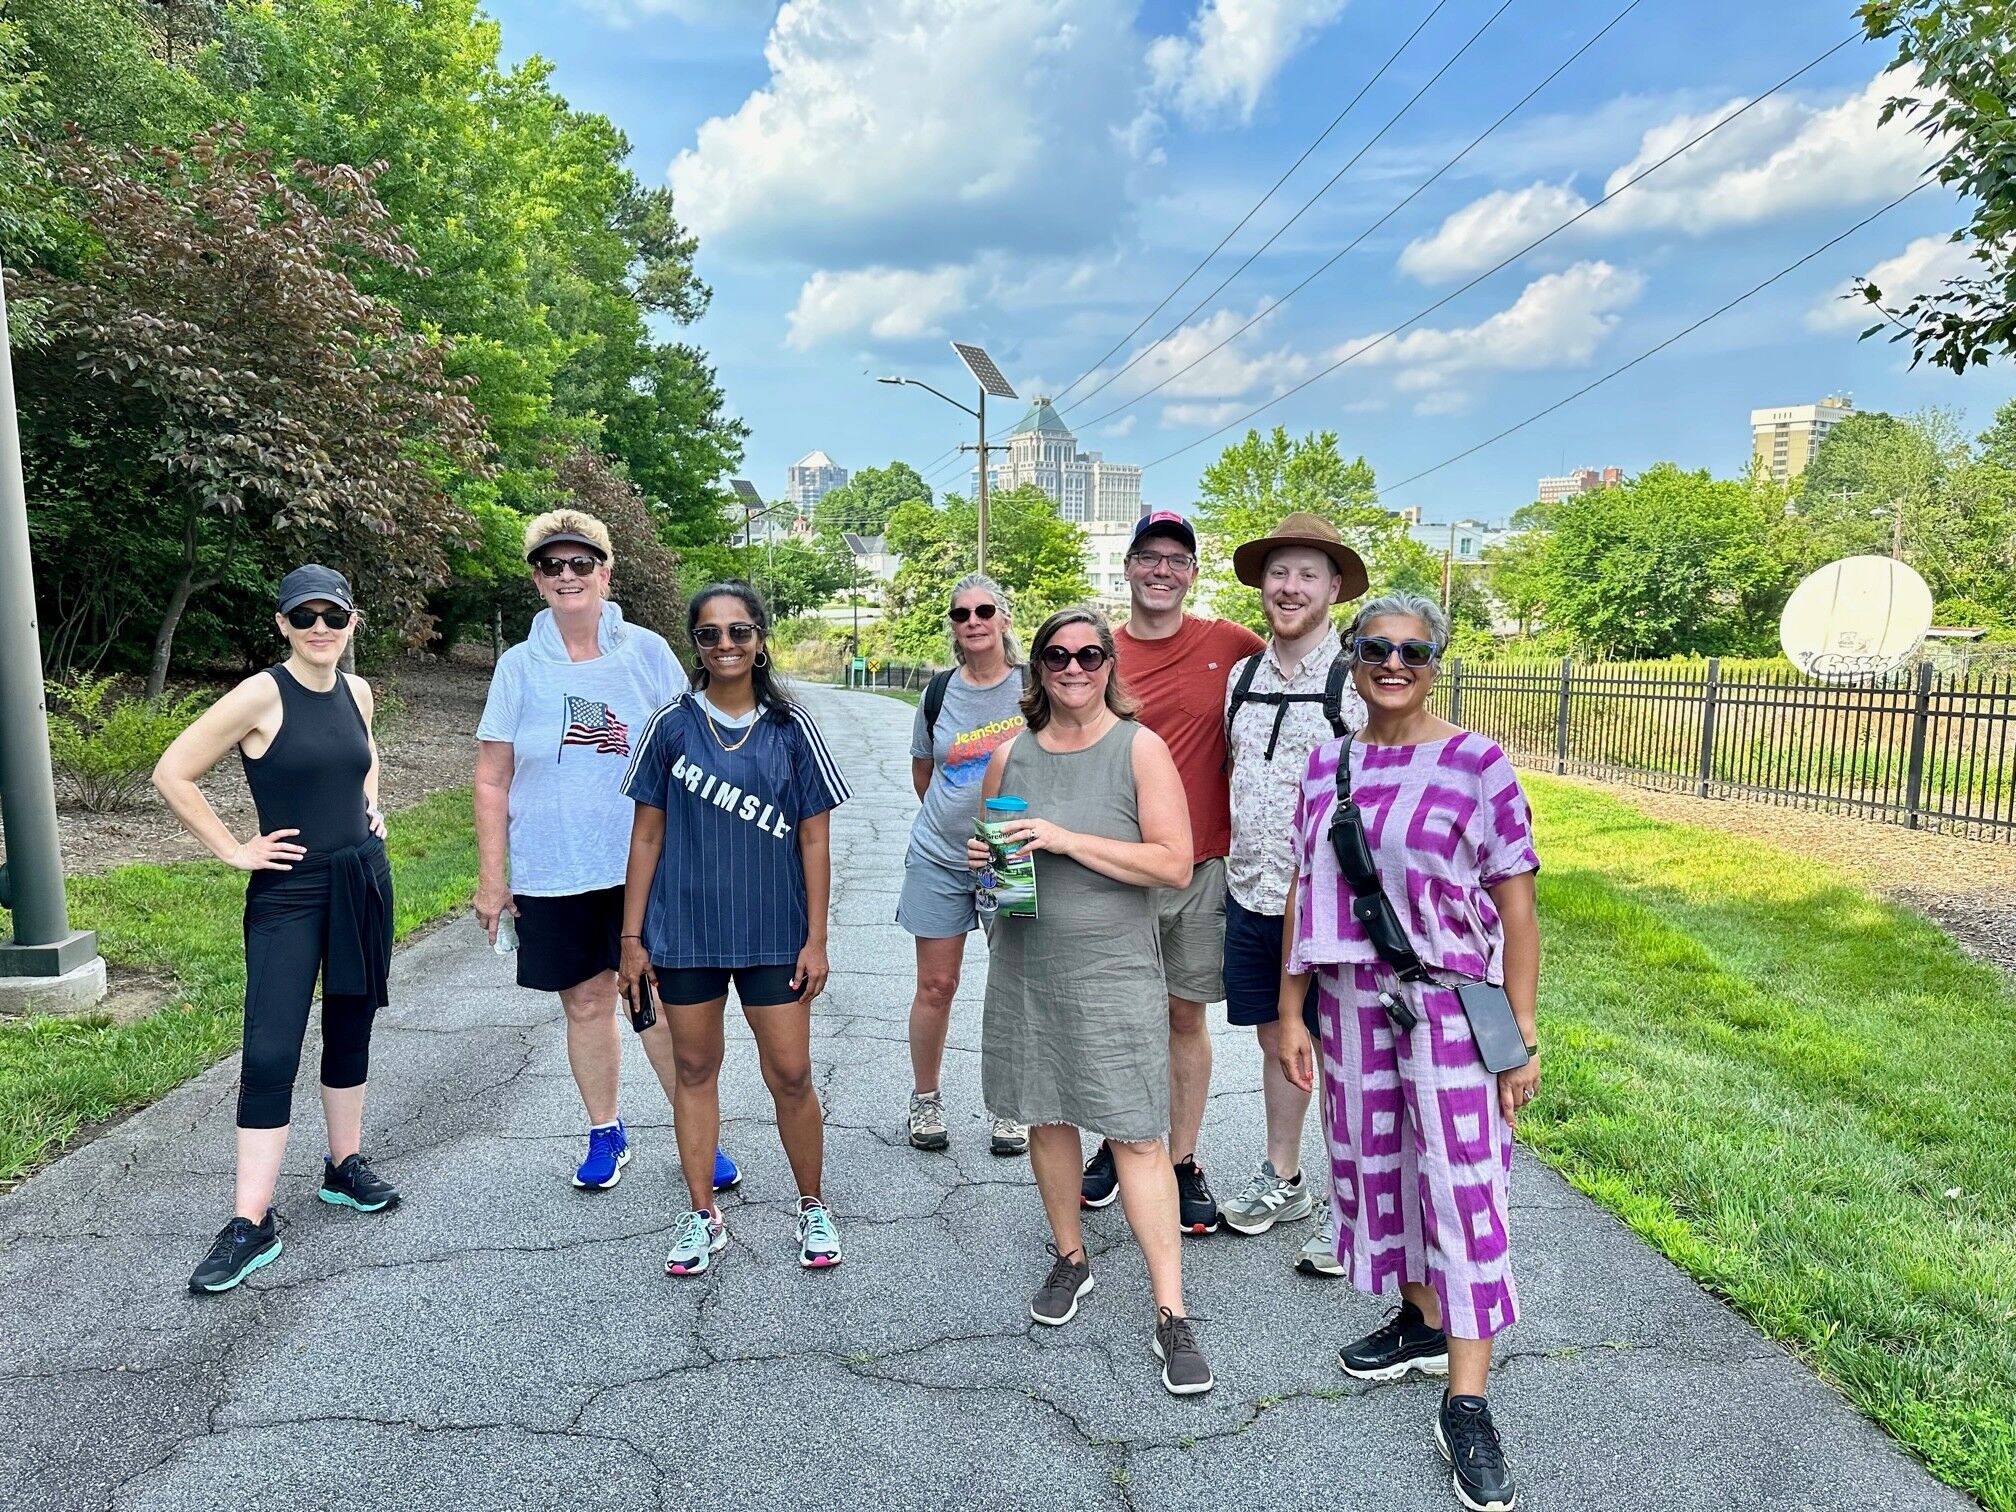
top-left (561, 696), bottom-right (630, 756)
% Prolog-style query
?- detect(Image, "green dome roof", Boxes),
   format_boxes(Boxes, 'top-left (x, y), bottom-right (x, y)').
top-left (1010, 397), bottom-right (1072, 437)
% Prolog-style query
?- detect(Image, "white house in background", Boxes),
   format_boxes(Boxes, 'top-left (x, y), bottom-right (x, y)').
top-left (981, 397), bottom-right (1145, 525)
top-left (786, 450), bottom-right (849, 515)
top-left (840, 531), bottom-right (900, 585)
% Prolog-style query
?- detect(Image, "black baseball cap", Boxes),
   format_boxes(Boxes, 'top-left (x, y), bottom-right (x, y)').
top-left (1128, 510), bottom-right (1198, 554)
top-left (276, 564), bottom-right (355, 615)
top-left (524, 529), bottom-right (607, 563)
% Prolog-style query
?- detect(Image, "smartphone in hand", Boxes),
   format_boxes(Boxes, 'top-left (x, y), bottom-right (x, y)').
top-left (628, 971), bottom-right (658, 1033)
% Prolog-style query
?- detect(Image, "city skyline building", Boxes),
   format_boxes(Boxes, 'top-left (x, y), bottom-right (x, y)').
top-left (786, 450), bottom-right (849, 515)
top-left (979, 397), bottom-right (1145, 524)
top-left (1750, 395), bottom-right (1854, 484)
top-left (1536, 467), bottom-right (1623, 504)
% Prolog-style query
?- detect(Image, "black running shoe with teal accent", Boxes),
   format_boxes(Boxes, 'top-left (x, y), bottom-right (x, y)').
top-left (319, 1153), bottom-right (400, 1212)
top-left (189, 1211), bottom-right (282, 1293)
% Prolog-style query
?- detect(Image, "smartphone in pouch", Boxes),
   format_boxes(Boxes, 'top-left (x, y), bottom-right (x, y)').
top-left (1455, 981), bottom-right (1528, 1073)
top-left (629, 972), bottom-right (658, 1034)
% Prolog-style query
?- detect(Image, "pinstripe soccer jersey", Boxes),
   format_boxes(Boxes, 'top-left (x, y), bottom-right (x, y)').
top-left (621, 694), bottom-right (850, 968)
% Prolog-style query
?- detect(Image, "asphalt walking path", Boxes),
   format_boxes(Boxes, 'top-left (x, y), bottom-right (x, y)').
top-left (1, 687), bottom-right (1970, 1512)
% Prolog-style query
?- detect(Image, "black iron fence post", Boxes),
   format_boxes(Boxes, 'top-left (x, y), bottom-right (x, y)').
top-left (1447, 658), bottom-right (1464, 727)
top-left (1903, 660), bottom-right (1934, 830)
top-left (1697, 657), bottom-right (1721, 799)
top-left (1554, 658), bottom-right (1572, 775)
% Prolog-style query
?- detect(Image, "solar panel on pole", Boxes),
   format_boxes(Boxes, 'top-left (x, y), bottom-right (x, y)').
top-left (951, 342), bottom-right (1018, 400)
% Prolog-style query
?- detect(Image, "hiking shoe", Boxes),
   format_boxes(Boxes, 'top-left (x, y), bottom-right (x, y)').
top-left (1152, 1308), bottom-right (1214, 1396)
top-left (1174, 1156), bottom-right (1220, 1235)
top-left (1339, 1300), bottom-right (1450, 1381)
top-left (319, 1153), bottom-right (399, 1212)
top-left (797, 1197), bottom-right (842, 1268)
top-left (990, 1117), bottom-right (1030, 1157)
top-left (1080, 1141), bottom-right (1118, 1208)
top-left (1438, 1393), bottom-right (1517, 1511)
top-left (712, 1146), bottom-right (741, 1190)
top-left (1221, 1159), bottom-right (1312, 1235)
top-left (1029, 1243), bottom-right (1093, 1326)
top-left (664, 1208), bottom-right (727, 1276)
top-left (573, 1121), bottom-right (630, 1190)
top-left (188, 1211), bottom-right (282, 1293)
top-left (1297, 1201), bottom-right (1346, 1276)
top-left (907, 1089), bottom-right (949, 1151)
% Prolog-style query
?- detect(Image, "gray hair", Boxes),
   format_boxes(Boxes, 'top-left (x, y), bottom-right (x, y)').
top-left (1348, 591), bottom-right (1450, 653)
top-left (946, 572), bottom-right (1025, 667)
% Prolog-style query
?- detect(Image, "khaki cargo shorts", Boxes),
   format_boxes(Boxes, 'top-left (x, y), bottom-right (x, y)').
top-left (1155, 856), bottom-right (1227, 1005)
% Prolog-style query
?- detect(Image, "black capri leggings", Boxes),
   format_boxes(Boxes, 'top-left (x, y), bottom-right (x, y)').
top-left (238, 855), bottom-right (392, 1129)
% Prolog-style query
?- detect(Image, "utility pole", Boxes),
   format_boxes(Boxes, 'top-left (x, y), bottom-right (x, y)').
top-left (0, 262), bottom-right (104, 1010)
top-left (1891, 497), bottom-right (1906, 561)
top-left (878, 342), bottom-right (1017, 580)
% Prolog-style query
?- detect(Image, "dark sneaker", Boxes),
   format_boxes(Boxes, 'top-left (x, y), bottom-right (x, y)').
top-left (188, 1211), bottom-right (282, 1293)
top-left (1029, 1243), bottom-right (1093, 1326)
top-left (1173, 1156), bottom-right (1220, 1235)
top-left (1079, 1140), bottom-right (1118, 1209)
top-left (1338, 1300), bottom-right (1450, 1381)
top-left (1438, 1393), bottom-right (1517, 1511)
top-left (319, 1153), bottom-right (399, 1212)
top-left (1152, 1307), bottom-right (1213, 1396)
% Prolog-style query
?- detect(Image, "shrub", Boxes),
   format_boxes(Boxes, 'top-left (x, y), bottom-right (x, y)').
top-left (44, 675), bottom-right (210, 814)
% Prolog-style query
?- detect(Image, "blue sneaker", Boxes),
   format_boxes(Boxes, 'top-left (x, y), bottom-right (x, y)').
top-left (573, 1121), bottom-right (631, 1190)
top-left (712, 1146), bottom-right (741, 1191)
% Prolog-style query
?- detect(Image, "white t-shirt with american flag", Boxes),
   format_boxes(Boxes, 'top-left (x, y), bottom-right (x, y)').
top-left (477, 603), bottom-right (687, 896)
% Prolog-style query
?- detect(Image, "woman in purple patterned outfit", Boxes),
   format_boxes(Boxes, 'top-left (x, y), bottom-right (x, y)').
top-left (1275, 591), bottom-right (1541, 1512)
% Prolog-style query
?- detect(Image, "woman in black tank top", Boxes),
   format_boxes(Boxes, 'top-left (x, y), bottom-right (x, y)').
top-left (152, 564), bottom-right (400, 1294)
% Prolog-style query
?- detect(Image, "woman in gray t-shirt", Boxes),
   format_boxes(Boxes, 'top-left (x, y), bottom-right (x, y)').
top-left (898, 574), bottom-right (1028, 1157)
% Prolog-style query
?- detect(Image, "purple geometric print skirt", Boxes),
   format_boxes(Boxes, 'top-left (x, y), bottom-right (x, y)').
top-left (1312, 964), bottom-right (1520, 1341)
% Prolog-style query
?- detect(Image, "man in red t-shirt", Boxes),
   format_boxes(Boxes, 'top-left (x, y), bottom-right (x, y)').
top-left (1080, 511), bottom-right (1263, 1236)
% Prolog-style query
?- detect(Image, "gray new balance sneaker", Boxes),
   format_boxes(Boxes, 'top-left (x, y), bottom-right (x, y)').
top-left (907, 1089), bottom-right (949, 1150)
top-left (1297, 1201), bottom-right (1345, 1276)
top-left (1221, 1159), bottom-right (1313, 1235)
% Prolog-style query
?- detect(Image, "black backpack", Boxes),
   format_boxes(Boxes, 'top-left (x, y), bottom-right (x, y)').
top-left (1225, 653), bottom-right (1352, 762)
top-left (922, 667), bottom-right (957, 739)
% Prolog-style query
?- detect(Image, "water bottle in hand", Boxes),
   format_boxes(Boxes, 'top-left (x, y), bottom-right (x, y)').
top-left (493, 910), bottom-right (519, 955)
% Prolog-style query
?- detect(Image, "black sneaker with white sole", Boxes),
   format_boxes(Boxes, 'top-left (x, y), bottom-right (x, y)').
top-left (1438, 1392), bottom-right (1517, 1511)
top-left (1029, 1244), bottom-right (1093, 1326)
top-left (1173, 1156), bottom-right (1219, 1235)
top-left (1079, 1141), bottom-right (1118, 1208)
top-left (188, 1210), bottom-right (282, 1293)
top-left (1338, 1300), bottom-right (1450, 1381)
top-left (1152, 1308), bottom-right (1213, 1396)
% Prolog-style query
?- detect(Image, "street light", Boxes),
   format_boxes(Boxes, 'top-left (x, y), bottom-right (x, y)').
top-left (729, 478), bottom-right (793, 596)
top-left (877, 340), bottom-right (1018, 575)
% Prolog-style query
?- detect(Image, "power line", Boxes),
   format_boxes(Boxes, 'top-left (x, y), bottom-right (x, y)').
top-left (1375, 183), bottom-right (1929, 496)
top-left (1075, 0), bottom-right (1649, 433)
top-left (1060, 0), bottom-right (1517, 418)
top-left (1047, 0), bottom-right (1457, 407)
top-left (1136, 31), bottom-right (1862, 472)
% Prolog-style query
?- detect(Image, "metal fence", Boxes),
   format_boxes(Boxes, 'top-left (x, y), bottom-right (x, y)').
top-left (1434, 659), bottom-right (2016, 841)
top-left (841, 659), bottom-right (940, 692)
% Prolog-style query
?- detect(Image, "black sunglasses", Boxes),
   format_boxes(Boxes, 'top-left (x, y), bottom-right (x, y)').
top-left (1353, 636), bottom-right (1439, 669)
top-left (535, 555), bottom-right (602, 578)
top-left (285, 606), bottom-right (355, 630)
top-left (694, 622), bottom-right (759, 647)
top-left (1039, 644), bottom-right (1109, 673)
top-left (948, 603), bottom-right (999, 624)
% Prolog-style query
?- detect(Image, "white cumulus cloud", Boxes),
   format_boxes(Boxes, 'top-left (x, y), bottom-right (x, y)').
top-left (1805, 235), bottom-right (1979, 332)
top-left (1148, 0), bottom-right (1350, 125)
top-left (1399, 182), bottom-right (1589, 283)
top-left (1161, 400), bottom-right (1251, 427)
top-left (786, 266), bottom-right (971, 348)
top-left (669, 0), bottom-right (1148, 262)
top-left (1112, 303), bottom-right (1314, 401)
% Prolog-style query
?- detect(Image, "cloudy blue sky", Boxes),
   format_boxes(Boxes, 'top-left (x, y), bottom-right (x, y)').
top-left (487, 0), bottom-right (2015, 525)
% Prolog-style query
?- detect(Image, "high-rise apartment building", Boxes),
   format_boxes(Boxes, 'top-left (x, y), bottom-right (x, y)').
top-left (1535, 467), bottom-right (1623, 504)
top-left (785, 450), bottom-right (849, 515)
top-left (1750, 396), bottom-right (1854, 484)
top-left (980, 397), bottom-right (1145, 524)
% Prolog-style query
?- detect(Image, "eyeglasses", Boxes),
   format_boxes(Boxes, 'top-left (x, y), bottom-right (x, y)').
top-left (1126, 550), bottom-right (1197, 573)
top-left (1038, 644), bottom-right (1110, 673)
top-left (948, 603), bottom-right (999, 624)
top-left (1352, 636), bottom-right (1439, 669)
top-left (535, 555), bottom-right (602, 578)
top-left (694, 622), bottom-right (759, 647)
top-left (285, 607), bottom-right (355, 630)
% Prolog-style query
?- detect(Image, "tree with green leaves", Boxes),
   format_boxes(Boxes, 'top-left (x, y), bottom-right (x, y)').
top-left (1854, 1), bottom-right (2016, 372)
top-left (1794, 408), bottom-right (1966, 567)
top-left (812, 461), bottom-right (933, 538)
top-left (878, 486), bottom-right (1090, 660)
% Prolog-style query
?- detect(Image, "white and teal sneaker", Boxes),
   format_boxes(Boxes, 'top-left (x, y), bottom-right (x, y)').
top-left (664, 1208), bottom-right (727, 1277)
top-left (796, 1197), bottom-right (842, 1269)
top-left (1222, 1159), bottom-right (1313, 1235)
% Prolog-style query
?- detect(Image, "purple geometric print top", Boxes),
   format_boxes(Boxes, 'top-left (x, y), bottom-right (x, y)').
top-left (1289, 732), bottom-right (1540, 984)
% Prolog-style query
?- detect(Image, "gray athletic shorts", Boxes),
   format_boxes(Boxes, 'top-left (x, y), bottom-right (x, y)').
top-left (897, 847), bottom-right (981, 939)
top-left (1155, 856), bottom-right (1227, 1004)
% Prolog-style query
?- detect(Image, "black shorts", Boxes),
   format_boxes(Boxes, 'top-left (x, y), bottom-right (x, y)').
top-left (1223, 894), bottom-right (1319, 1032)
top-left (653, 963), bottom-right (801, 1008)
top-left (513, 886), bottom-right (624, 993)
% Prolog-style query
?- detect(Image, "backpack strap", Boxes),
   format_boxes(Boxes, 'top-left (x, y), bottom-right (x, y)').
top-left (1223, 653), bottom-right (1263, 755)
top-left (922, 668), bottom-right (956, 740)
top-left (1321, 657), bottom-right (1351, 738)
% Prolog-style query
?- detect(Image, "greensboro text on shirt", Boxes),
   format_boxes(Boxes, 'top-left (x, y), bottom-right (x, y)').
top-left (944, 717), bottom-right (1023, 787)
top-left (668, 750), bottom-right (795, 840)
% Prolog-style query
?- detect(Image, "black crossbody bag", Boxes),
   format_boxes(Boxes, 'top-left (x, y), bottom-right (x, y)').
top-left (1326, 734), bottom-right (1530, 1073)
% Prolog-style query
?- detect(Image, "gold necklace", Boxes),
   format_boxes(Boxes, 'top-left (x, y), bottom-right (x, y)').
top-left (702, 695), bottom-right (757, 752)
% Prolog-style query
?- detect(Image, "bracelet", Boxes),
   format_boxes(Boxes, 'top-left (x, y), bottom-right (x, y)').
top-left (620, 933), bottom-right (643, 940)
top-left (1525, 1043), bottom-right (1540, 1056)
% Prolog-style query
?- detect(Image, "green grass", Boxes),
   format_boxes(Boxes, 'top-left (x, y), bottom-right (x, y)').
top-left (1521, 776), bottom-right (2016, 1510)
top-left (0, 788), bottom-right (479, 1183)
top-left (868, 687), bottom-right (921, 706)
